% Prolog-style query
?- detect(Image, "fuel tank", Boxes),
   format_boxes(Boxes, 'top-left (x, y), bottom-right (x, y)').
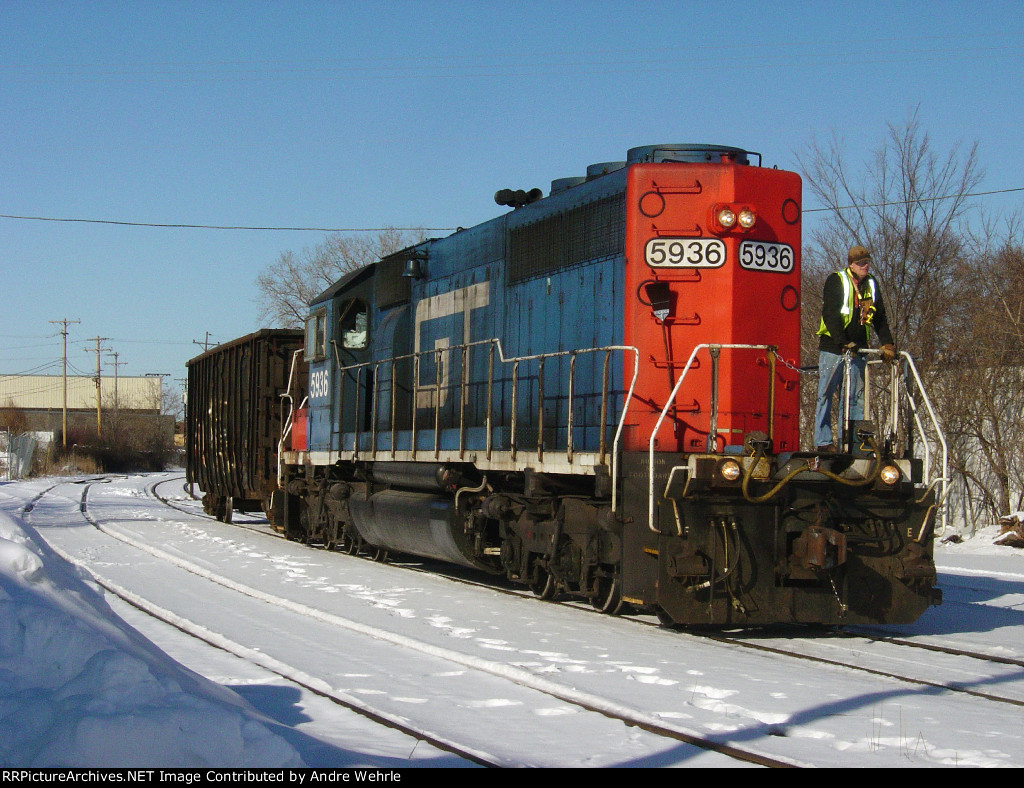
top-left (346, 488), bottom-right (495, 571)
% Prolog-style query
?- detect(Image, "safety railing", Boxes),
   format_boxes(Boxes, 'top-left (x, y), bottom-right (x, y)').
top-left (856, 348), bottom-right (949, 533)
top-left (644, 344), bottom-right (949, 535)
top-left (647, 344), bottom-right (780, 533)
top-left (327, 339), bottom-right (640, 509)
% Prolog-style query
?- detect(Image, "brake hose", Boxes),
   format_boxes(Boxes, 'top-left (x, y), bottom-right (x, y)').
top-left (741, 438), bottom-right (884, 503)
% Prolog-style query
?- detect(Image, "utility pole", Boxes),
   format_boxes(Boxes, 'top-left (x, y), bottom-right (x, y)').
top-left (106, 350), bottom-right (126, 414)
top-left (49, 318), bottom-right (80, 448)
top-left (193, 332), bottom-right (216, 352)
top-left (86, 337), bottom-right (110, 437)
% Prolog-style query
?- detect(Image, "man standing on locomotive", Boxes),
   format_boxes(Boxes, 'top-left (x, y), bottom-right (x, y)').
top-left (813, 245), bottom-right (896, 452)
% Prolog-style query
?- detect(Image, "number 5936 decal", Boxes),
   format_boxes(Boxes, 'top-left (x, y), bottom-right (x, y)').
top-left (645, 237), bottom-right (726, 268)
top-left (739, 240), bottom-right (794, 273)
top-left (309, 368), bottom-right (330, 399)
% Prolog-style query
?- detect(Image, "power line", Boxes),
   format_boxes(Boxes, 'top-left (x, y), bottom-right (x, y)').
top-left (804, 186), bottom-right (1024, 213)
top-left (0, 361), bottom-right (63, 377)
top-left (0, 213), bottom-right (454, 233)
top-left (2, 186), bottom-right (1021, 232)
top-left (1, 34), bottom-right (1019, 83)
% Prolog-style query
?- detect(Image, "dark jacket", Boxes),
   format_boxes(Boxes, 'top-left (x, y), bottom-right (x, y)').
top-left (817, 268), bottom-right (894, 354)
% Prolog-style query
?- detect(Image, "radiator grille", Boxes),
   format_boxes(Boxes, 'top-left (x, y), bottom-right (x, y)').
top-left (509, 192), bottom-right (625, 283)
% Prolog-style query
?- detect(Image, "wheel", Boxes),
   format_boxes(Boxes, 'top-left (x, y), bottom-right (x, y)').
top-left (206, 495), bottom-right (230, 522)
top-left (529, 565), bottom-right (557, 600)
top-left (591, 575), bottom-right (624, 615)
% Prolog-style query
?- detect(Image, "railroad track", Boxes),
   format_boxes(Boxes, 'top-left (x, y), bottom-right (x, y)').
top-left (149, 475), bottom-right (276, 533)
top-left (18, 478), bottom-right (491, 766)
top-left (22, 476), bottom-right (796, 768)
top-left (694, 629), bottom-right (1024, 709)
top-left (851, 629), bottom-right (1024, 671)
top-left (149, 474), bottom-right (1024, 713)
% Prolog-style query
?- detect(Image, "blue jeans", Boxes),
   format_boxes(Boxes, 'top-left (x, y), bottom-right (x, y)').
top-left (814, 350), bottom-right (865, 448)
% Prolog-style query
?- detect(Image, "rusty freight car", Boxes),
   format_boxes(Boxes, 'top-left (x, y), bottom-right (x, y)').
top-left (186, 329), bottom-right (305, 524)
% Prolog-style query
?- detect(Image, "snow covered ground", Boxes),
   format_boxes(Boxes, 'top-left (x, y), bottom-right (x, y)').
top-left (1, 472), bottom-right (1023, 768)
top-left (0, 482), bottom-right (305, 768)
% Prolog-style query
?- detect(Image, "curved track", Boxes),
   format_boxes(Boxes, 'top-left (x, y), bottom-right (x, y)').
top-left (24, 476), bottom-right (788, 767)
top-left (150, 475), bottom-right (1024, 713)
top-left (14, 473), bottom-right (1024, 768)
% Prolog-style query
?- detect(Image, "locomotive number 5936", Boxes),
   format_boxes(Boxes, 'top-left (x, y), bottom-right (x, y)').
top-left (738, 240), bottom-right (794, 273)
top-left (645, 237), bottom-right (726, 268)
top-left (309, 368), bottom-right (330, 399)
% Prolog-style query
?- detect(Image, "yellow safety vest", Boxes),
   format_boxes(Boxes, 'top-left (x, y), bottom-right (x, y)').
top-left (817, 268), bottom-right (877, 339)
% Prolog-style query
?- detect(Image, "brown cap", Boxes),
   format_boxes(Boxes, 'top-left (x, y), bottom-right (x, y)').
top-left (848, 245), bottom-right (872, 264)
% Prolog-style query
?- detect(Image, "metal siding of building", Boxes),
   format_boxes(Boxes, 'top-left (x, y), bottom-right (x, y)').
top-left (0, 376), bottom-right (162, 411)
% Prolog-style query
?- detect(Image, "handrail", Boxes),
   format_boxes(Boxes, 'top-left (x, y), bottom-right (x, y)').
top-left (277, 349), bottom-right (306, 487)
top-left (648, 344), bottom-right (775, 533)
top-left (850, 349), bottom-right (949, 534)
top-left (328, 338), bottom-right (640, 509)
top-left (896, 351), bottom-right (949, 534)
top-left (647, 344), bottom-right (949, 536)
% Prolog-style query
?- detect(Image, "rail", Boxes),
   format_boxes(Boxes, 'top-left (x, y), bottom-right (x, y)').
top-left (858, 348), bottom-right (949, 534)
top-left (327, 339), bottom-right (640, 509)
top-left (647, 344), bottom-right (778, 533)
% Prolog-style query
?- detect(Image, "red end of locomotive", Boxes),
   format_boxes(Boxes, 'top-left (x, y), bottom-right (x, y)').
top-left (623, 152), bottom-right (802, 455)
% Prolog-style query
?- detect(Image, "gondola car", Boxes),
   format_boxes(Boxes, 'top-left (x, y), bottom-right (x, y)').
top-left (186, 329), bottom-right (304, 522)
top-left (189, 143), bottom-right (945, 626)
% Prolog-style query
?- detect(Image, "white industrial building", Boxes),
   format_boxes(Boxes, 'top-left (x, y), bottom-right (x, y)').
top-left (0, 374), bottom-right (169, 442)
top-left (0, 374), bottom-right (162, 413)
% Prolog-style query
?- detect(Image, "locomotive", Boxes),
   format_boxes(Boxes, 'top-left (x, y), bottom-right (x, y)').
top-left (187, 143), bottom-right (945, 626)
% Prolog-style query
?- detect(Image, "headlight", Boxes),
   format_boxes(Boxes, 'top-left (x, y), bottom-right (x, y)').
top-left (880, 465), bottom-right (901, 485)
top-left (738, 209), bottom-right (756, 229)
top-left (719, 459), bottom-right (742, 482)
top-left (716, 207), bottom-right (736, 228)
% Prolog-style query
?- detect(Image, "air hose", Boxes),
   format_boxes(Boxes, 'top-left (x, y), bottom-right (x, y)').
top-left (741, 438), bottom-right (883, 503)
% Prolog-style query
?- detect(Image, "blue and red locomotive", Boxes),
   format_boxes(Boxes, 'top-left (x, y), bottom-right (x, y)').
top-left (188, 143), bottom-right (944, 626)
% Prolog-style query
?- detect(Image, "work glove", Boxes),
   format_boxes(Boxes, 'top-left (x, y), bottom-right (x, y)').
top-left (880, 344), bottom-right (896, 363)
top-left (842, 342), bottom-right (858, 353)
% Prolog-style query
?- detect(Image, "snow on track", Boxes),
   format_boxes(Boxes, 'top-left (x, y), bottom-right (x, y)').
top-left (24, 476), bottom-right (753, 767)
top-left (7, 472), bottom-right (1024, 768)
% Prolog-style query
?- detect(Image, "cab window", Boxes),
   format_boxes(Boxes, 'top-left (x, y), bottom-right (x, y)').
top-left (339, 299), bottom-right (368, 350)
top-left (305, 308), bottom-right (328, 361)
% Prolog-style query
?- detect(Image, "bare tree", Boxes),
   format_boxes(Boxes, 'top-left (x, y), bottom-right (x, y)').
top-left (255, 228), bottom-right (427, 328)
top-left (161, 383), bottom-right (185, 425)
top-left (795, 111), bottom-right (985, 454)
top-left (940, 228), bottom-right (1024, 523)
top-left (793, 111), bottom-right (1024, 530)
top-left (0, 400), bottom-right (30, 435)
top-left (798, 107), bottom-right (983, 363)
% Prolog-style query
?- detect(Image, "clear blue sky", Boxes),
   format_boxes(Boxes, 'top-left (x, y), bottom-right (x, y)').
top-left (2, 0), bottom-right (1022, 396)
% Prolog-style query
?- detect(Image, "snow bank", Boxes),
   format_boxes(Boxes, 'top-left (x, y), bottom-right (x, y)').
top-left (0, 510), bottom-right (304, 768)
